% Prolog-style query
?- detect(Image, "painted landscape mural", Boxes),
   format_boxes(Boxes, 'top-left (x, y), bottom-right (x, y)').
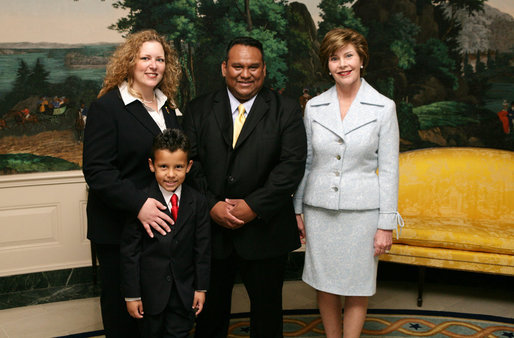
top-left (0, 0), bottom-right (513, 175)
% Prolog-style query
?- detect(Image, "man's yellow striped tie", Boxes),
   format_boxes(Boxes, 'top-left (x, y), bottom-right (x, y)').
top-left (233, 104), bottom-right (246, 148)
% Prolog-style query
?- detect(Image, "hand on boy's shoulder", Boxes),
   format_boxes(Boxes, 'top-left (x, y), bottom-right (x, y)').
top-left (137, 198), bottom-right (173, 237)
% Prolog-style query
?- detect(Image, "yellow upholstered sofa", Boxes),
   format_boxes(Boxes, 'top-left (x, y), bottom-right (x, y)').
top-left (380, 147), bottom-right (514, 306)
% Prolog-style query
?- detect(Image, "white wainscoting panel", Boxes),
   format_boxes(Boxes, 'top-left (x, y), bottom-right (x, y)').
top-left (0, 171), bottom-right (91, 277)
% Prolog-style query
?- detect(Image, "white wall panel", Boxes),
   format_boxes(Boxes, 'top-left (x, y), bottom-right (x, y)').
top-left (0, 171), bottom-right (91, 277)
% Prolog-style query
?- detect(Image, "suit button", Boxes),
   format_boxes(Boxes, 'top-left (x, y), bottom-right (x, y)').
top-left (337, 138), bottom-right (343, 144)
top-left (334, 171), bottom-right (340, 177)
top-left (227, 176), bottom-right (235, 183)
top-left (166, 275), bottom-right (171, 282)
top-left (332, 187), bottom-right (338, 192)
top-left (336, 155), bottom-right (341, 160)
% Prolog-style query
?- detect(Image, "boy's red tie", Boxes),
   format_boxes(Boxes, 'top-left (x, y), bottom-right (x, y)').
top-left (170, 194), bottom-right (178, 221)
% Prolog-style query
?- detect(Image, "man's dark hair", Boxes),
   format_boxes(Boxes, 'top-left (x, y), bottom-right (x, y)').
top-left (151, 128), bottom-right (190, 160)
top-left (225, 36), bottom-right (264, 62)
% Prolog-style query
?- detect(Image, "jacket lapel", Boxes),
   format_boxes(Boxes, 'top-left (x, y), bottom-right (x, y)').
top-left (124, 97), bottom-right (162, 136)
top-left (310, 86), bottom-right (346, 140)
top-left (234, 89), bottom-right (269, 148)
top-left (162, 101), bottom-right (179, 130)
top-left (212, 90), bottom-right (233, 148)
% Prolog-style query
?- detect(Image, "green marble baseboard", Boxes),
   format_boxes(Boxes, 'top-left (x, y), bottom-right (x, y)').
top-left (0, 267), bottom-right (100, 310)
top-left (0, 252), bottom-right (305, 310)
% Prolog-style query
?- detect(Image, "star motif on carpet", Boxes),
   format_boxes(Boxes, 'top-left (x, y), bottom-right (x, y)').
top-left (502, 332), bottom-right (514, 338)
top-left (409, 323), bottom-right (422, 330)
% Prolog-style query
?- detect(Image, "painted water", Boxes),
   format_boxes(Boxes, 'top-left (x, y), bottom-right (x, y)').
top-left (0, 44), bottom-right (117, 99)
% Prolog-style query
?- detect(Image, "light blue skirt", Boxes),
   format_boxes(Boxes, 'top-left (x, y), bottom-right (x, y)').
top-left (302, 205), bottom-right (379, 296)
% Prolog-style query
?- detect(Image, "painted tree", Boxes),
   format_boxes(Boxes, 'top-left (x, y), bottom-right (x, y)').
top-left (317, 0), bottom-right (367, 39)
top-left (27, 59), bottom-right (50, 96)
top-left (413, 38), bottom-right (458, 90)
top-left (12, 60), bottom-right (31, 94)
top-left (283, 2), bottom-right (322, 97)
top-left (434, 0), bottom-right (486, 40)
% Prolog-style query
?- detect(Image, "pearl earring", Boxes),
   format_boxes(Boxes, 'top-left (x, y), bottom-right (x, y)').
top-left (360, 65), bottom-right (363, 69)
top-left (329, 72), bottom-right (332, 76)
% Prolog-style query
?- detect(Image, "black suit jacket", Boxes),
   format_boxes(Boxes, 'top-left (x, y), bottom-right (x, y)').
top-left (83, 88), bottom-right (180, 244)
top-left (183, 87), bottom-right (307, 260)
top-left (120, 182), bottom-right (211, 315)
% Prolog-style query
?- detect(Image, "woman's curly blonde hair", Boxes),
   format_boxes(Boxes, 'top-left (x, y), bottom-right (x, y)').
top-left (98, 29), bottom-right (181, 107)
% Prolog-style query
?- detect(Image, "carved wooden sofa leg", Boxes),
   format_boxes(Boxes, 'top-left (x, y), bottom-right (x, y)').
top-left (417, 266), bottom-right (425, 307)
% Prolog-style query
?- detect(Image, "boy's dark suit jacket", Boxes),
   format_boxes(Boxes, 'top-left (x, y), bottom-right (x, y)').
top-left (120, 181), bottom-right (211, 315)
top-left (183, 87), bottom-right (307, 260)
top-left (83, 88), bottom-right (180, 244)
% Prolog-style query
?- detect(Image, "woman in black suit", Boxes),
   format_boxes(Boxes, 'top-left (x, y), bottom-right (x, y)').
top-left (83, 29), bottom-right (181, 337)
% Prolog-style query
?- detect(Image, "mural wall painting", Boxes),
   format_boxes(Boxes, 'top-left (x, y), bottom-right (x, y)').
top-left (0, 0), bottom-right (513, 175)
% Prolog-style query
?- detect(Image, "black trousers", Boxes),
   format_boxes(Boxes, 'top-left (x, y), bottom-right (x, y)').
top-left (139, 283), bottom-right (195, 338)
top-left (194, 252), bottom-right (287, 338)
top-left (95, 243), bottom-right (140, 338)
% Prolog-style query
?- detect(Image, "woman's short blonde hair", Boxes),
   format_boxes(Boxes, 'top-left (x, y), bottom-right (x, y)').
top-left (98, 29), bottom-right (181, 106)
top-left (319, 28), bottom-right (369, 75)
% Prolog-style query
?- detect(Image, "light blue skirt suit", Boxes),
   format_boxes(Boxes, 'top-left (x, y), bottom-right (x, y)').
top-left (294, 79), bottom-right (401, 296)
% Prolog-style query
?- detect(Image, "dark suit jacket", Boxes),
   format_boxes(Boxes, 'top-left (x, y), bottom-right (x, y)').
top-left (120, 182), bottom-right (211, 315)
top-left (82, 88), bottom-right (180, 244)
top-left (183, 87), bottom-right (307, 260)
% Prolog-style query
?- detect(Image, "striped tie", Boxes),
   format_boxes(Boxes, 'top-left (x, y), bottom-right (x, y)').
top-left (233, 104), bottom-right (246, 148)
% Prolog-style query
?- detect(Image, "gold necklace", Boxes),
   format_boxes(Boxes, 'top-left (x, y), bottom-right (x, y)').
top-left (142, 93), bottom-right (155, 104)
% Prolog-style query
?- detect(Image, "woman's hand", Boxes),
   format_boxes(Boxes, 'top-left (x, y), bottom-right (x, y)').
top-left (373, 229), bottom-right (392, 257)
top-left (137, 198), bottom-right (174, 237)
top-left (296, 214), bottom-right (306, 244)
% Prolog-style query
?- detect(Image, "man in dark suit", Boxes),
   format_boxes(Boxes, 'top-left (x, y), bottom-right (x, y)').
top-left (121, 129), bottom-right (210, 337)
top-left (183, 37), bottom-right (307, 338)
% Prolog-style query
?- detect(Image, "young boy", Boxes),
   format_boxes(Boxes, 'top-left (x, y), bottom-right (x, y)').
top-left (121, 128), bottom-right (211, 337)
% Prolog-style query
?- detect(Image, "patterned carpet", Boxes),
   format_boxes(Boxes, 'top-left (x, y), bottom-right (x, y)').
top-left (62, 309), bottom-right (514, 337)
top-left (228, 309), bottom-right (514, 337)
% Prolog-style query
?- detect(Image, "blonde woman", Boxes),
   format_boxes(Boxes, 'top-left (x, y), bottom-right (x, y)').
top-left (83, 29), bottom-right (182, 337)
top-left (294, 28), bottom-right (402, 338)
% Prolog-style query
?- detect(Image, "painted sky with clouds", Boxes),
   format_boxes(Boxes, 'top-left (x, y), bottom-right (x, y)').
top-left (0, 0), bottom-right (512, 44)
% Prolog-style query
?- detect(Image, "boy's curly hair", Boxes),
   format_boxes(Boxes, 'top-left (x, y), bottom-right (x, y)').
top-left (151, 129), bottom-right (190, 160)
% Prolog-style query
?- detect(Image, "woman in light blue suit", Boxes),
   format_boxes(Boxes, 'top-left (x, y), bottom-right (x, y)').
top-left (294, 28), bottom-right (402, 338)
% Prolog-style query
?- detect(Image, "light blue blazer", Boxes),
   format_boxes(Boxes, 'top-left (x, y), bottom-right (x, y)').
top-left (294, 79), bottom-right (400, 230)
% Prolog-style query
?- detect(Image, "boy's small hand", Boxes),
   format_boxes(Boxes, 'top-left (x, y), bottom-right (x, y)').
top-left (126, 300), bottom-right (144, 319)
top-left (138, 198), bottom-right (174, 237)
top-left (192, 291), bottom-right (206, 316)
